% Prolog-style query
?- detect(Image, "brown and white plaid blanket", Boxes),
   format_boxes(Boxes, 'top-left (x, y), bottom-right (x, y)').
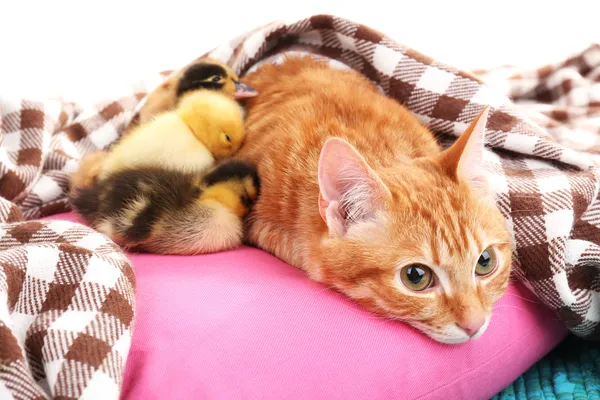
top-left (0, 13), bottom-right (599, 399)
top-left (0, 221), bottom-right (135, 399)
top-left (0, 92), bottom-right (142, 396)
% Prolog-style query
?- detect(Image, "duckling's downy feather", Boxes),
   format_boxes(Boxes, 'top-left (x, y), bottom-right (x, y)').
top-left (71, 160), bottom-right (260, 255)
top-left (99, 112), bottom-right (215, 179)
top-left (139, 57), bottom-right (257, 124)
top-left (177, 63), bottom-right (229, 96)
top-left (99, 90), bottom-right (245, 180)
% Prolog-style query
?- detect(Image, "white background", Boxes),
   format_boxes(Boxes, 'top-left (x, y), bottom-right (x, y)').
top-left (1, 0), bottom-right (598, 103)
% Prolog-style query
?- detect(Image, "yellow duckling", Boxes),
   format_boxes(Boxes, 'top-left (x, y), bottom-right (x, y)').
top-left (70, 59), bottom-right (257, 194)
top-left (98, 89), bottom-right (245, 181)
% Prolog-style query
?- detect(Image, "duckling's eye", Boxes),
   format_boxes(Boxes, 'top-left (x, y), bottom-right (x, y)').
top-left (212, 76), bottom-right (221, 83)
top-left (399, 264), bottom-right (434, 292)
top-left (475, 247), bottom-right (498, 277)
top-left (224, 134), bottom-right (231, 142)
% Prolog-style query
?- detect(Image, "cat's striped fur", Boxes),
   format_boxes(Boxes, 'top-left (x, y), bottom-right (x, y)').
top-left (236, 56), bottom-right (511, 344)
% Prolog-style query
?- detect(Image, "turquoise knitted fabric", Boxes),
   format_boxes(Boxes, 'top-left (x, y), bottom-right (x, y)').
top-left (491, 336), bottom-right (600, 400)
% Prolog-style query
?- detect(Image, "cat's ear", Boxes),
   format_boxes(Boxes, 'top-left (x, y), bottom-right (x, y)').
top-left (437, 106), bottom-right (490, 194)
top-left (318, 138), bottom-right (390, 236)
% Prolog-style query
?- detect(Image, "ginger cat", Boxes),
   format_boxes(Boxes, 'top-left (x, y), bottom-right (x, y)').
top-left (237, 56), bottom-right (511, 344)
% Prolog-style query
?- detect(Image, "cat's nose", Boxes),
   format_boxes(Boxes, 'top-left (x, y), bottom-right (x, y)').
top-left (456, 313), bottom-right (485, 337)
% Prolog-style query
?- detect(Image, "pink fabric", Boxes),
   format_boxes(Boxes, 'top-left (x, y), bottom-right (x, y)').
top-left (45, 213), bottom-right (568, 400)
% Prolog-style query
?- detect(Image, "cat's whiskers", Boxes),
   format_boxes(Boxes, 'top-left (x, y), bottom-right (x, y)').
top-left (313, 285), bottom-right (404, 327)
top-left (314, 283), bottom-right (339, 295)
top-left (503, 292), bottom-right (542, 304)
top-left (493, 304), bottom-right (562, 322)
top-left (509, 209), bottom-right (544, 213)
top-left (359, 304), bottom-right (407, 326)
top-left (492, 305), bottom-right (529, 312)
top-left (474, 202), bottom-right (497, 224)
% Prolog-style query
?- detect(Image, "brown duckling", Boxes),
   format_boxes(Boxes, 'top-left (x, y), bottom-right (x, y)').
top-left (138, 57), bottom-right (258, 124)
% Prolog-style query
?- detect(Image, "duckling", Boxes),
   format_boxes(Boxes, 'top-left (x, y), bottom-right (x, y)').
top-left (70, 159), bottom-right (260, 255)
top-left (97, 89), bottom-right (245, 181)
top-left (69, 58), bottom-right (258, 195)
top-left (138, 57), bottom-right (258, 124)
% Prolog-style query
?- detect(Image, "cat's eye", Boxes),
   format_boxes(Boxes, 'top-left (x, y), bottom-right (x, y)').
top-left (475, 247), bottom-right (498, 276)
top-left (399, 264), bottom-right (433, 292)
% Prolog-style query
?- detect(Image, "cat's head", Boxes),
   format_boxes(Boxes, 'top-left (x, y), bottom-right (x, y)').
top-left (317, 107), bottom-right (512, 344)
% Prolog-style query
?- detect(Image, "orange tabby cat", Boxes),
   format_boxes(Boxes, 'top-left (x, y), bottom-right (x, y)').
top-left (237, 56), bottom-right (511, 344)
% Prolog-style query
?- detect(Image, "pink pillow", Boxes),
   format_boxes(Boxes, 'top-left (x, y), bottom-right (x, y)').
top-left (45, 213), bottom-right (567, 399)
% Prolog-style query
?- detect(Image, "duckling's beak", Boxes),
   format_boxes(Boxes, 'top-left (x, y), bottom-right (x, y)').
top-left (233, 81), bottom-right (259, 99)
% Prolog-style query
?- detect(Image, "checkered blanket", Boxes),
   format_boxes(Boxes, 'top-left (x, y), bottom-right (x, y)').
top-left (0, 221), bottom-right (135, 399)
top-left (0, 87), bottom-right (143, 396)
top-left (0, 16), bottom-right (599, 399)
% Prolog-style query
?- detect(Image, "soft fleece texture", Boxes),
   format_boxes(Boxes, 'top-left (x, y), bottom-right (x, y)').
top-left (492, 336), bottom-right (600, 400)
top-left (44, 212), bottom-right (566, 400)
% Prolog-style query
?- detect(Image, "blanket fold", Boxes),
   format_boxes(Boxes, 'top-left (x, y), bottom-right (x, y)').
top-left (0, 13), bottom-right (599, 399)
top-left (0, 219), bottom-right (135, 399)
top-left (0, 89), bottom-right (143, 398)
